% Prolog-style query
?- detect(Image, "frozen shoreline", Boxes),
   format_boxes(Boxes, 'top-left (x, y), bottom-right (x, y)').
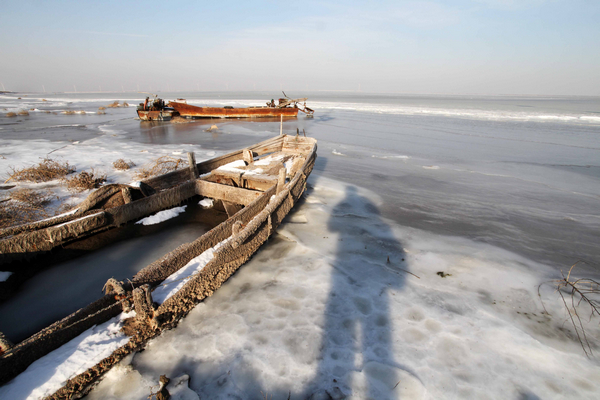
top-left (1, 92), bottom-right (600, 399)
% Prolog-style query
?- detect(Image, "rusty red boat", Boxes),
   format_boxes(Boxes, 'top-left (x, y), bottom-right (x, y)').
top-left (169, 94), bottom-right (314, 119)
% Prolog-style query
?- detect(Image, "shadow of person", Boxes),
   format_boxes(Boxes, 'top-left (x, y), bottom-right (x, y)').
top-left (308, 185), bottom-right (414, 399)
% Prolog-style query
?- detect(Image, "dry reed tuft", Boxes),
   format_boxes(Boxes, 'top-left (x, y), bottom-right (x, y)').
top-left (539, 261), bottom-right (600, 358)
top-left (64, 170), bottom-right (107, 192)
top-left (0, 189), bottom-right (53, 229)
top-left (6, 112), bottom-right (16, 117)
top-left (113, 159), bottom-right (135, 170)
top-left (63, 110), bottom-right (76, 115)
top-left (122, 102), bottom-right (129, 107)
top-left (42, 99), bottom-right (47, 101)
top-left (98, 106), bottom-right (106, 110)
top-left (9, 188), bottom-right (52, 207)
top-left (97, 110), bottom-right (106, 115)
top-left (171, 116), bottom-right (190, 124)
top-left (17, 110), bottom-right (29, 116)
top-left (107, 101), bottom-right (121, 108)
top-left (134, 156), bottom-right (184, 180)
top-left (6, 158), bottom-right (75, 183)
top-left (78, 110), bottom-right (86, 115)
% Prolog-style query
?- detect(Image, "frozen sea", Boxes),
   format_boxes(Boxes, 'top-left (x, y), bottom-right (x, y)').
top-left (0, 91), bottom-right (600, 399)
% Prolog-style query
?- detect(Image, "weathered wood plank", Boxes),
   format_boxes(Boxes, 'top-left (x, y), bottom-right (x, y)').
top-left (195, 180), bottom-right (262, 206)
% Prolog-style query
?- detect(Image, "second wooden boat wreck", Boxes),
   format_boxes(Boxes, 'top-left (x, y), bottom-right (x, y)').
top-left (168, 95), bottom-right (314, 119)
top-left (0, 134), bottom-right (317, 399)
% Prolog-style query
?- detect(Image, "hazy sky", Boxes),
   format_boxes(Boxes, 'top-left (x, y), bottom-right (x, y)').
top-left (1, 0), bottom-right (598, 95)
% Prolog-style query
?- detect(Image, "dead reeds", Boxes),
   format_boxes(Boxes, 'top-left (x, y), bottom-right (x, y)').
top-left (6, 112), bottom-right (16, 117)
top-left (113, 159), bottom-right (135, 170)
top-left (0, 189), bottom-right (53, 229)
top-left (539, 261), bottom-right (600, 357)
top-left (122, 102), bottom-right (129, 107)
top-left (98, 106), bottom-right (106, 110)
top-left (64, 170), bottom-right (107, 192)
top-left (134, 156), bottom-right (184, 180)
top-left (63, 110), bottom-right (76, 115)
top-left (107, 101), bottom-right (121, 108)
top-left (6, 158), bottom-right (75, 183)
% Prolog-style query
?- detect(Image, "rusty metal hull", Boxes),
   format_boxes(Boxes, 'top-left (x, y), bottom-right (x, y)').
top-left (137, 109), bottom-right (176, 121)
top-left (168, 102), bottom-right (299, 118)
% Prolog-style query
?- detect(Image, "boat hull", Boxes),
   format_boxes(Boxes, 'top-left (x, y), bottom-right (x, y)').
top-left (0, 135), bottom-right (317, 397)
top-left (168, 101), bottom-right (299, 118)
top-left (136, 109), bottom-right (176, 121)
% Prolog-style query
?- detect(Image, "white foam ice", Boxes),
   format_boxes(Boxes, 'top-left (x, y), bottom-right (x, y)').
top-left (85, 176), bottom-right (600, 400)
top-left (215, 159), bottom-right (246, 172)
top-left (199, 198), bottom-right (214, 208)
top-left (152, 239), bottom-right (228, 304)
top-left (310, 100), bottom-right (600, 125)
top-left (0, 311), bottom-right (134, 400)
top-left (136, 206), bottom-right (187, 226)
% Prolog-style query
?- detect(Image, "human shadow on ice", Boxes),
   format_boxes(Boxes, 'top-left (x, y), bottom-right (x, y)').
top-left (307, 185), bottom-right (420, 399)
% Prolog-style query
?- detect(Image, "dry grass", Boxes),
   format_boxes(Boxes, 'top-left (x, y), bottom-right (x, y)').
top-left (123, 102), bottom-right (129, 107)
top-left (540, 261), bottom-right (600, 358)
top-left (64, 170), bottom-right (107, 192)
top-left (0, 189), bottom-right (53, 229)
top-left (97, 110), bottom-right (106, 115)
top-left (171, 116), bottom-right (190, 124)
top-left (6, 158), bottom-right (75, 183)
top-left (78, 110), bottom-right (86, 115)
top-left (42, 99), bottom-right (47, 102)
top-left (107, 101), bottom-right (121, 108)
top-left (63, 110), bottom-right (76, 115)
top-left (134, 156), bottom-right (184, 180)
top-left (98, 106), bottom-right (106, 110)
top-left (113, 159), bottom-right (135, 170)
top-left (6, 112), bottom-right (16, 117)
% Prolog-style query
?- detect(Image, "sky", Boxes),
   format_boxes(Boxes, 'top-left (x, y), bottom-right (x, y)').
top-left (0, 0), bottom-right (599, 95)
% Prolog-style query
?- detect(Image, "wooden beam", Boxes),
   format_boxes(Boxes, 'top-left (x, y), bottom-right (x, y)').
top-left (187, 152), bottom-right (199, 179)
top-left (196, 180), bottom-right (263, 206)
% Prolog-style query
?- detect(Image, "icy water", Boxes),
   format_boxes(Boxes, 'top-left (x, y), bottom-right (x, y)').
top-left (1, 92), bottom-right (600, 399)
top-left (5, 91), bottom-right (594, 268)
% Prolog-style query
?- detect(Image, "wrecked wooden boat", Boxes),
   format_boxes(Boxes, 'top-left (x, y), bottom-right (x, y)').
top-left (136, 97), bottom-right (177, 121)
top-left (168, 95), bottom-right (314, 119)
top-left (0, 134), bottom-right (317, 399)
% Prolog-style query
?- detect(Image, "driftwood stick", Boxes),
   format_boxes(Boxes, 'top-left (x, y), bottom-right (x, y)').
top-left (187, 152), bottom-right (199, 180)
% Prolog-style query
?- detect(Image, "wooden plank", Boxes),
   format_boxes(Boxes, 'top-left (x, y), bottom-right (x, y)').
top-left (222, 201), bottom-right (243, 217)
top-left (196, 180), bottom-right (262, 206)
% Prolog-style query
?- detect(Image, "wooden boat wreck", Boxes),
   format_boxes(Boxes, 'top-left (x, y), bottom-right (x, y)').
top-left (0, 134), bottom-right (317, 399)
top-left (168, 95), bottom-right (314, 119)
top-left (136, 97), bottom-right (176, 121)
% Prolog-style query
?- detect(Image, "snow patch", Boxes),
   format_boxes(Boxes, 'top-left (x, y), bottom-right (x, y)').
top-left (0, 312), bottom-right (134, 400)
top-left (136, 206), bottom-right (187, 226)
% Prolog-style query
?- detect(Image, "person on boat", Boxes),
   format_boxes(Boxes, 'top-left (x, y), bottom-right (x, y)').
top-left (267, 99), bottom-right (275, 107)
top-left (143, 97), bottom-right (149, 111)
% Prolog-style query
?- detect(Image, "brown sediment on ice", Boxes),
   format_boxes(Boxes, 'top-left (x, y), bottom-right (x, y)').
top-left (0, 135), bottom-right (317, 399)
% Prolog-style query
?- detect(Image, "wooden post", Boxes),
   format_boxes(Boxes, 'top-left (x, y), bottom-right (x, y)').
top-left (133, 284), bottom-right (154, 322)
top-left (277, 167), bottom-right (286, 194)
top-left (280, 115), bottom-right (283, 136)
top-left (242, 148), bottom-right (253, 165)
top-left (0, 331), bottom-right (14, 354)
top-left (121, 187), bottom-right (133, 204)
top-left (187, 152), bottom-right (199, 180)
